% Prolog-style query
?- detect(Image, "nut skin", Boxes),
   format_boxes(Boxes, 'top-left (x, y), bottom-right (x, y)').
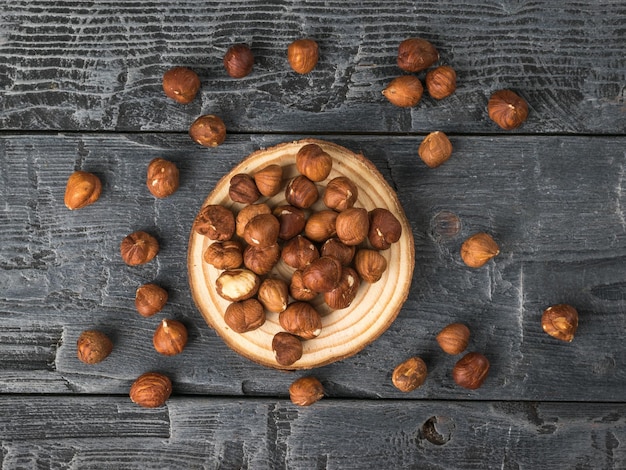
top-left (418, 131), bottom-right (453, 168)
top-left (229, 173), bottom-right (261, 204)
top-left (302, 256), bottom-right (342, 293)
top-left (272, 332), bottom-right (303, 366)
top-left (368, 208), bottom-right (402, 250)
top-left (153, 319), bottom-right (188, 356)
top-left (224, 299), bottom-right (265, 333)
top-left (460, 232), bottom-right (500, 268)
top-left (129, 372), bottom-right (172, 408)
top-left (392, 356), bottom-right (428, 392)
top-left (289, 376), bottom-right (324, 406)
top-left (287, 39), bottom-right (319, 74)
top-left (324, 267), bottom-right (360, 309)
top-left (320, 238), bottom-right (355, 266)
top-left (279, 302), bottom-right (322, 339)
top-left (243, 243), bottom-right (281, 275)
top-left (335, 207), bottom-right (369, 246)
top-left (285, 175), bottom-right (319, 209)
top-left (281, 235), bottom-right (319, 270)
top-left (304, 209), bottom-right (338, 243)
top-left (296, 144), bottom-right (333, 182)
top-left (436, 323), bottom-right (470, 355)
top-left (289, 270), bottom-right (318, 301)
top-left (425, 65), bottom-right (457, 99)
top-left (258, 278), bottom-right (289, 313)
top-left (488, 89), bottom-right (529, 130)
top-left (383, 75), bottom-right (424, 107)
top-left (236, 203), bottom-right (272, 238)
top-left (273, 205), bottom-right (307, 240)
top-left (146, 158), bottom-right (179, 198)
top-left (215, 269), bottom-right (260, 302)
top-left (323, 176), bottom-right (358, 212)
top-left (120, 231), bottom-right (159, 266)
top-left (253, 164), bottom-right (283, 197)
top-left (243, 213), bottom-right (280, 248)
top-left (203, 240), bottom-right (243, 270)
top-left (397, 38), bottom-right (439, 72)
top-left (452, 352), bottom-right (490, 390)
top-left (76, 330), bottom-right (113, 364)
top-left (541, 304), bottom-right (579, 342)
top-left (64, 171), bottom-right (102, 210)
top-left (162, 66), bottom-right (200, 104)
top-left (223, 43), bottom-right (254, 78)
top-left (189, 114), bottom-right (226, 147)
top-left (354, 249), bottom-right (387, 283)
top-left (193, 204), bottom-right (235, 241)
top-left (135, 283), bottom-right (168, 317)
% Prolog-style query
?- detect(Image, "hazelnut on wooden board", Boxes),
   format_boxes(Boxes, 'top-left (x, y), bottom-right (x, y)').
top-left (287, 39), bottom-right (319, 74)
top-left (215, 269), bottom-right (260, 302)
top-left (425, 65), bottom-right (457, 99)
top-left (273, 205), bottom-right (307, 240)
top-left (279, 302), bottom-right (323, 339)
top-left (368, 208), bottom-right (402, 250)
top-left (229, 173), bottom-right (261, 204)
top-left (397, 38), bottom-right (439, 72)
top-left (129, 372), bottom-right (172, 408)
top-left (285, 175), bottom-right (319, 209)
top-left (272, 332), bottom-right (303, 366)
top-left (193, 204), bottom-right (235, 241)
top-left (135, 283), bottom-right (168, 317)
top-left (436, 323), bottom-right (470, 355)
top-left (392, 356), bottom-right (427, 392)
top-left (153, 319), bottom-right (188, 356)
top-left (452, 352), bottom-right (490, 390)
top-left (162, 66), bottom-right (200, 104)
top-left (253, 164), bottom-right (283, 197)
top-left (304, 209), bottom-right (338, 243)
top-left (146, 158), bottom-right (179, 198)
top-left (488, 90), bottom-right (529, 130)
top-left (224, 299), bottom-right (265, 333)
top-left (335, 207), bottom-right (369, 246)
top-left (320, 238), bottom-right (355, 266)
top-left (418, 131), bottom-right (453, 168)
top-left (460, 232), bottom-right (499, 268)
top-left (541, 304), bottom-right (578, 342)
top-left (64, 171), bottom-right (102, 210)
top-left (76, 330), bottom-right (113, 364)
top-left (243, 213), bottom-right (280, 248)
top-left (289, 270), bottom-right (317, 301)
top-left (354, 249), bottom-right (387, 283)
top-left (203, 240), bottom-right (243, 270)
top-left (223, 43), bottom-right (254, 78)
top-left (236, 203), bottom-right (272, 238)
top-left (324, 267), bottom-right (360, 309)
top-left (383, 75), bottom-right (424, 107)
top-left (258, 278), bottom-right (289, 313)
top-left (120, 231), bottom-right (159, 266)
top-left (243, 243), bottom-right (281, 275)
top-left (302, 256), bottom-right (343, 293)
top-left (281, 235), bottom-right (319, 270)
top-left (323, 176), bottom-right (358, 212)
top-left (296, 143), bottom-right (332, 182)
top-left (189, 114), bottom-right (226, 147)
top-left (289, 376), bottom-right (324, 406)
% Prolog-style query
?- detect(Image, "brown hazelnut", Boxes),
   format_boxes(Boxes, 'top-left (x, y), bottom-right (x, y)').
top-left (146, 158), bottom-right (179, 198)
top-left (162, 66), bottom-right (200, 104)
top-left (258, 278), bottom-right (289, 313)
top-left (285, 175), bottom-right (319, 209)
top-left (397, 38), bottom-right (439, 72)
top-left (281, 235), bottom-right (319, 270)
top-left (418, 131), bottom-right (453, 168)
top-left (272, 332), bottom-right (303, 366)
top-left (236, 203), bottom-right (272, 238)
top-left (215, 269), bottom-right (260, 302)
top-left (460, 232), bottom-right (500, 268)
top-left (153, 319), bottom-right (188, 356)
top-left (279, 302), bottom-right (322, 339)
top-left (120, 231), bottom-right (159, 266)
top-left (189, 114), bottom-right (226, 147)
top-left (273, 205), bottom-right (307, 240)
top-left (243, 243), bottom-right (281, 275)
top-left (287, 39), bottom-right (319, 74)
top-left (135, 283), bottom-right (168, 317)
top-left (368, 208), bottom-right (402, 250)
top-left (335, 207), bottom-right (369, 246)
top-left (243, 213), bottom-right (280, 248)
top-left (488, 89), bottom-right (529, 130)
top-left (224, 299), bottom-right (265, 333)
top-left (320, 238), bottom-right (355, 266)
top-left (354, 249), bottom-right (387, 283)
top-left (436, 323), bottom-right (470, 355)
top-left (323, 176), bottom-right (358, 212)
top-left (223, 43), bottom-right (254, 78)
top-left (304, 209), bottom-right (338, 243)
top-left (425, 65), bottom-right (456, 100)
top-left (229, 173), bottom-right (261, 204)
top-left (452, 352), bottom-right (490, 390)
top-left (302, 256), bottom-right (342, 293)
top-left (392, 356), bottom-right (427, 392)
top-left (541, 304), bottom-right (579, 342)
top-left (382, 75), bottom-right (424, 107)
top-left (289, 270), bottom-right (318, 301)
top-left (289, 376), bottom-right (324, 406)
top-left (64, 171), bottom-right (102, 210)
top-left (193, 204), bottom-right (235, 241)
top-left (129, 372), bottom-right (172, 408)
top-left (324, 267), bottom-right (360, 309)
top-left (296, 143), bottom-right (332, 182)
top-left (253, 164), bottom-right (283, 197)
top-left (76, 330), bottom-right (113, 364)
top-left (203, 240), bottom-right (243, 270)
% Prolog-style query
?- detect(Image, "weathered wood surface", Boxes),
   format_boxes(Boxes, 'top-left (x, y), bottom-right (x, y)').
top-left (0, 1), bottom-right (625, 134)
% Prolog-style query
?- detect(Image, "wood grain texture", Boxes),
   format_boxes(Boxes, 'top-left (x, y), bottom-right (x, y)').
top-left (0, 1), bottom-right (624, 133)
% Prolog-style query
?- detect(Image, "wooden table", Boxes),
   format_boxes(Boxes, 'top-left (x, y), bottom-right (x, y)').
top-left (1, 1), bottom-right (625, 468)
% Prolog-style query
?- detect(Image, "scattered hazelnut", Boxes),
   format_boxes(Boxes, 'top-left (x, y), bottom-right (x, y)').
top-left (418, 131), bottom-right (453, 168)
top-left (120, 231), bottom-right (159, 266)
top-left (253, 164), bottom-right (283, 197)
top-left (452, 352), bottom-right (490, 390)
top-left (229, 173), bottom-right (261, 204)
top-left (460, 232), bottom-right (500, 268)
top-left (215, 269), bottom-right (260, 302)
top-left (243, 213), bottom-right (280, 248)
top-left (272, 332), bottom-right (303, 366)
top-left (146, 158), bottom-right (179, 198)
top-left (281, 235), bottom-right (319, 270)
top-left (236, 203), bottom-right (272, 238)
top-left (193, 204), bottom-right (235, 241)
top-left (335, 207), bottom-right (369, 246)
top-left (135, 283), bottom-right (168, 317)
top-left (541, 304), bottom-right (579, 342)
top-left (273, 205), bottom-right (307, 240)
top-left (223, 43), bottom-right (254, 78)
top-left (289, 376), bottom-right (324, 406)
top-left (64, 171), bottom-right (102, 210)
top-left (392, 356), bottom-right (428, 392)
top-left (320, 238), bottom-right (355, 266)
top-left (76, 330), bottom-right (113, 364)
top-left (129, 372), bottom-right (172, 408)
top-left (368, 208), bottom-right (402, 250)
top-left (425, 65), bottom-right (457, 99)
top-left (289, 269), bottom-right (318, 301)
top-left (296, 143), bottom-right (333, 182)
top-left (203, 240), bottom-right (243, 270)
top-left (304, 209), bottom-right (338, 243)
top-left (224, 299), bottom-right (265, 333)
top-left (488, 89), bottom-right (529, 130)
top-left (279, 302), bottom-right (323, 339)
top-left (287, 39), bottom-right (319, 74)
top-left (324, 267), bottom-right (360, 310)
top-left (382, 75), bottom-right (424, 107)
top-left (243, 243), bottom-right (281, 275)
top-left (153, 319), bottom-right (188, 356)
top-left (302, 256), bottom-right (342, 293)
top-left (436, 323), bottom-right (470, 355)
top-left (258, 278), bottom-right (289, 313)
top-left (285, 175), bottom-right (319, 209)
top-left (397, 37), bottom-right (439, 72)
top-left (323, 176), bottom-right (358, 212)
top-left (189, 114), bottom-right (227, 147)
top-left (162, 66), bottom-right (200, 104)
top-left (354, 249), bottom-right (387, 283)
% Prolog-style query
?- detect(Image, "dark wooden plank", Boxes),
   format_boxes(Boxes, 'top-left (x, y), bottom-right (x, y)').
top-left (0, 1), bottom-right (624, 133)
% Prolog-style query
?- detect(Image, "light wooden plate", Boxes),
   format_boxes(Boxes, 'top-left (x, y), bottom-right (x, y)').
top-left (188, 139), bottom-right (414, 369)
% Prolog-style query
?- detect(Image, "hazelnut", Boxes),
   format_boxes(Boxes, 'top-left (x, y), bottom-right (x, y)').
top-left (392, 356), bottom-right (427, 392)
top-left (418, 131), bottom-right (453, 168)
top-left (436, 323), bottom-right (470, 355)
top-left (153, 319), bottom-right (188, 356)
top-left (488, 89), bottom-right (529, 130)
top-left (382, 75), bottom-right (424, 107)
top-left (203, 240), bottom-right (243, 270)
top-left (76, 330), bottom-right (113, 364)
top-left (304, 209), bottom-right (338, 243)
top-left (146, 158), bottom-right (179, 198)
top-left (368, 208), bottom-right (402, 250)
top-left (324, 267), bottom-right (360, 309)
top-left (135, 283), bottom-right (168, 317)
top-left (189, 114), bottom-right (226, 147)
top-left (285, 175), bottom-right (319, 209)
top-left (129, 372), bottom-right (172, 408)
top-left (302, 256), bottom-right (342, 293)
top-left (236, 203), bottom-right (272, 238)
top-left (253, 164), bottom-right (283, 197)
top-left (541, 304), bottom-right (578, 342)
top-left (323, 176), bottom-right (358, 212)
top-left (289, 270), bottom-right (318, 301)
top-left (243, 243), bottom-right (281, 275)
top-left (215, 269), bottom-right (260, 302)
top-left (224, 299), bottom-right (265, 333)
top-left (320, 238), bottom-right (355, 266)
top-left (335, 207), bottom-right (369, 246)
top-left (287, 39), bottom-right (319, 74)
top-left (243, 213), bottom-right (280, 247)
top-left (223, 43), bottom-right (254, 78)
top-left (452, 352), bottom-right (490, 390)
top-left (289, 376), bottom-right (324, 406)
top-left (193, 204), bottom-right (235, 241)
top-left (296, 143), bottom-right (332, 182)
top-left (425, 65), bottom-right (456, 99)
top-left (258, 278), bottom-right (289, 313)
top-left (64, 171), bottom-right (102, 210)
top-left (273, 205), bottom-right (307, 240)
top-left (397, 37), bottom-right (439, 72)
top-left (460, 232), bottom-right (500, 268)
top-left (279, 302), bottom-right (322, 339)
top-left (229, 173), bottom-right (261, 204)
top-left (281, 235), bottom-right (319, 270)
top-left (272, 332), bottom-right (303, 366)
top-left (120, 231), bottom-right (159, 266)
top-left (354, 249), bottom-right (387, 283)
top-left (162, 66), bottom-right (200, 104)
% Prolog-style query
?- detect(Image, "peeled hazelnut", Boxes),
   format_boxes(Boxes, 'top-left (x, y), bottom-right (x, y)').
top-left (285, 175), bottom-right (319, 209)
top-left (488, 89), bottom-right (529, 130)
top-left (397, 37), bottom-right (439, 72)
top-left (289, 270), bottom-right (318, 301)
top-left (460, 232), bottom-right (500, 268)
top-left (273, 205), bottom-right (307, 240)
top-left (354, 249), bottom-right (387, 283)
top-left (253, 164), bottom-right (283, 197)
top-left (153, 319), bottom-right (188, 356)
top-left (120, 231), bottom-right (159, 266)
top-left (243, 243), bottom-right (281, 275)
top-left (129, 372), bottom-right (172, 408)
top-left (135, 283), bottom-right (168, 317)
top-left (368, 208), bottom-right (402, 250)
top-left (382, 75), bottom-right (423, 107)
top-left (425, 65), bottom-right (457, 100)
top-left (296, 144), bottom-right (332, 182)
top-left (229, 173), bottom-right (261, 204)
top-left (162, 66), bottom-right (200, 104)
top-left (193, 204), bottom-right (235, 241)
top-left (146, 158), bottom-right (179, 198)
top-left (223, 43), bottom-right (254, 78)
top-left (289, 376), bottom-right (324, 406)
top-left (287, 38), bottom-right (319, 74)
top-left (541, 304), bottom-right (578, 342)
top-left (224, 299), bottom-right (265, 333)
top-left (76, 330), bottom-right (113, 364)
top-left (320, 238), bottom-right (355, 266)
top-left (203, 240), bottom-right (243, 270)
top-left (215, 269), bottom-right (260, 302)
top-left (279, 302), bottom-right (322, 339)
top-left (335, 207), bottom-right (369, 246)
top-left (243, 213), bottom-right (280, 247)
top-left (281, 235), bottom-right (319, 270)
top-left (64, 171), bottom-right (102, 210)
top-left (189, 114), bottom-right (226, 147)
top-left (436, 323), bottom-right (470, 355)
top-left (392, 356), bottom-right (428, 392)
top-left (304, 209), bottom-right (338, 243)
top-left (324, 267), bottom-right (360, 310)
top-left (272, 332), bottom-right (302, 366)
top-left (236, 203), bottom-right (272, 238)
top-left (323, 176), bottom-right (358, 212)
top-left (418, 131), bottom-right (453, 168)
top-left (452, 352), bottom-right (490, 390)
top-left (302, 256), bottom-right (342, 293)
top-left (258, 278), bottom-right (289, 313)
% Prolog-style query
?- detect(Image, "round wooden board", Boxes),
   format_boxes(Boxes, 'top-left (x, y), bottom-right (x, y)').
top-left (188, 139), bottom-right (415, 369)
